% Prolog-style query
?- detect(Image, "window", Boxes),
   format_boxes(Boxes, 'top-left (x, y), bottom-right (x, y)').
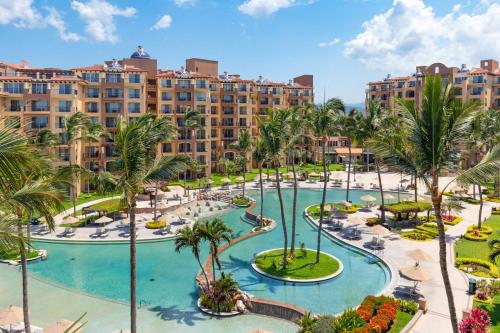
top-left (222, 95), bottom-right (234, 103)
top-left (31, 116), bottom-right (48, 129)
top-left (178, 143), bottom-right (191, 153)
top-left (396, 82), bottom-right (404, 88)
top-left (161, 92), bottom-right (172, 101)
top-left (59, 84), bottom-right (73, 95)
top-left (196, 80), bottom-right (206, 89)
top-left (3, 83), bottom-right (24, 93)
top-left (128, 103), bottom-right (140, 113)
top-left (176, 105), bottom-right (189, 114)
top-left (472, 76), bottom-right (484, 84)
top-left (239, 106), bottom-right (247, 115)
top-left (58, 147), bottom-right (69, 161)
top-left (211, 118), bottom-right (217, 126)
top-left (177, 92), bottom-right (191, 101)
top-left (210, 106), bottom-right (217, 114)
top-left (455, 88), bottom-right (463, 96)
top-left (272, 87), bottom-right (281, 94)
top-left (196, 130), bottom-right (206, 139)
top-left (197, 143), bottom-right (206, 152)
top-left (196, 105), bottom-right (206, 114)
top-left (87, 88), bottom-right (99, 98)
top-left (408, 81), bottom-right (416, 87)
top-left (86, 102), bottom-right (98, 113)
top-left (128, 88), bottom-right (140, 99)
top-left (105, 102), bottom-right (122, 113)
top-left (9, 100), bottom-right (23, 112)
top-left (209, 83), bottom-right (218, 91)
top-left (406, 91), bottom-right (415, 98)
top-left (273, 98), bottom-right (280, 105)
top-left (291, 99), bottom-right (299, 106)
top-left (239, 118), bottom-right (247, 127)
top-left (197, 155), bottom-right (206, 165)
top-left (222, 129), bottom-right (233, 138)
top-left (128, 73), bottom-right (140, 83)
top-left (105, 117), bottom-right (117, 128)
top-left (58, 100), bottom-right (72, 112)
top-left (162, 143), bottom-right (172, 153)
top-left (32, 83), bottom-right (48, 94)
top-left (90, 117), bottom-right (99, 124)
top-left (472, 87), bottom-right (483, 95)
top-left (106, 73), bottom-right (121, 83)
top-left (82, 72), bottom-right (99, 82)
top-left (223, 107), bottom-right (234, 115)
top-left (238, 84), bottom-right (247, 92)
top-left (260, 97), bottom-right (269, 105)
top-left (105, 146), bottom-right (115, 157)
top-left (290, 89), bottom-right (298, 96)
top-left (177, 80), bottom-right (191, 89)
top-left (210, 95), bottom-right (217, 103)
top-left (57, 117), bottom-right (65, 129)
top-left (222, 118), bottom-right (233, 126)
top-left (160, 104), bottom-right (172, 114)
top-left (196, 92), bottom-right (206, 101)
top-left (223, 84), bottom-right (234, 92)
top-left (259, 86), bottom-right (267, 94)
top-left (238, 95), bottom-right (247, 103)
top-left (105, 88), bottom-right (123, 98)
top-left (31, 100), bottom-right (49, 111)
top-left (454, 77), bottom-right (466, 84)
top-left (161, 79), bottom-right (172, 88)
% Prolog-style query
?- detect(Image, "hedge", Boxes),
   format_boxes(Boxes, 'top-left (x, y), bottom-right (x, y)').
top-left (401, 231), bottom-right (434, 241)
top-left (455, 257), bottom-right (499, 278)
top-left (383, 201), bottom-right (432, 214)
top-left (467, 225), bottom-right (493, 235)
top-left (145, 220), bottom-right (166, 229)
top-left (464, 232), bottom-right (488, 242)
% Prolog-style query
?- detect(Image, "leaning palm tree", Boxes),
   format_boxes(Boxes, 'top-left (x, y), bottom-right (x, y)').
top-left (198, 218), bottom-right (233, 280)
top-left (112, 115), bottom-right (187, 333)
top-left (175, 224), bottom-right (210, 293)
top-left (252, 138), bottom-right (267, 226)
top-left (258, 108), bottom-right (291, 268)
top-left (310, 99), bottom-right (341, 263)
top-left (370, 75), bottom-right (500, 333)
top-left (230, 130), bottom-right (252, 198)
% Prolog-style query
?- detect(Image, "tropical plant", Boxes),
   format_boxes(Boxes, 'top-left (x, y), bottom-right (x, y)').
top-left (459, 307), bottom-right (490, 333)
top-left (29, 128), bottom-right (58, 153)
top-left (200, 273), bottom-right (240, 313)
top-left (198, 218), bottom-right (233, 280)
top-left (310, 99), bottom-right (342, 263)
top-left (258, 108), bottom-right (291, 268)
top-left (488, 239), bottom-right (500, 263)
top-left (370, 75), bottom-right (500, 332)
top-left (112, 115), bottom-right (187, 333)
top-left (339, 107), bottom-right (359, 202)
top-left (252, 138), bottom-right (267, 226)
top-left (230, 130), bottom-right (252, 198)
top-left (297, 311), bottom-right (317, 333)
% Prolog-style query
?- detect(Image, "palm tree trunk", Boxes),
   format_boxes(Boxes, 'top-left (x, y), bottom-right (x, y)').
top-left (130, 201), bottom-right (137, 333)
top-left (153, 182), bottom-right (159, 222)
top-left (291, 156), bottom-right (298, 255)
top-left (478, 184), bottom-right (483, 229)
top-left (68, 143), bottom-right (77, 217)
top-left (346, 141), bottom-right (352, 202)
top-left (376, 160), bottom-right (385, 220)
top-left (259, 165), bottom-right (264, 227)
top-left (316, 141), bottom-right (328, 263)
top-left (211, 246), bottom-right (216, 281)
top-left (275, 165), bottom-right (288, 269)
top-left (242, 167), bottom-right (246, 198)
top-left (196, 255), bottom-right (210, 294)
top-left (18, 221), bottom-right (31, 333)
top-left (432, 175), bottom-right (459, 333)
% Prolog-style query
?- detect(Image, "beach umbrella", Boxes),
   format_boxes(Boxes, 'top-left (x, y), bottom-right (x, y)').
top-left (383, 194), bottom-right (395, 200)
top-left (399, 265), bottom-right (432, 282)
top-left (370, 224), bottom-right (390, 237)
top-left (235, 176), bottom-right (245, 183)
top-left (405, 249), bottom-right (433, 263)
top-left (348, 216), bottom-right (365, 225)
top-left (339, 200), bottom-right (352, 207)
top-left (220, 177), bottom-right (231, 184)
top-left (0, 306), bottom-right (23, 325)
top-left (360, 195), bottom-right (376, 203)
top-left (44, 320), bottom-right (80, 333)
top-left (94, 216), bottom-right (113, 225)
top-left (62, 216), bottom-right (79, 224)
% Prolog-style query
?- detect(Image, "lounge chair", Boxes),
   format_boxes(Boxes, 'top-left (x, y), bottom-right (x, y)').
top-left (373, 239), bottom-right (385, 250)
top-left (58, 227), bottom-right (76, 238)
top-left (157, 224), bottom-right (171, 235)
top-left (36, 225), bottom-right (50, 235)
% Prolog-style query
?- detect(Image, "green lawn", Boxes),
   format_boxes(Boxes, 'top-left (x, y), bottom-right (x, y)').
top-left (254, 249), bottom-right (340, 280)
top-left (388, 311), bottom-right (413, 333)
top-left (61, 192), bottom-right (116, 211)
top-left (306, 203), bottom-right (361, 218)
top-left (474, 294), bottom-right (500, 333)
top-left (455, 215), bottom-right (500, 269)
top-left (0, 249), bottom-right (40, 261)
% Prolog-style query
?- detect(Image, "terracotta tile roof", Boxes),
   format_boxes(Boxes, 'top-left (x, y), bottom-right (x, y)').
top-left (470, 68), bottom-right (489, 75)
top-left (0, 76), bottom-right (32, 81)
top-left (49, 77), bottom-right (85, 83)
top-left (0, 61), bottom-right (31, 70)
top-left (391, 76), bottom-right (409, 80)
top-left (335, 147), bottom-right (363, 155)
top-left (72, 64), bottom-right (146, 72)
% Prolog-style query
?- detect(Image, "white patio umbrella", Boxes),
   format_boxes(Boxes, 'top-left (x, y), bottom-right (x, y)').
top-left (370, 224), bottom-right (391, 238)
top-left (220, 177), bottom-right (231, 184)
top-left (235, 176), bottom-right (245, 183)
top-left (0, 305), bottom-right (23, 325)
top-left (94, 216), bottom-right (113, 225)
top-left (339, 200), bottom-right (352, 207)
top-left (348, 216), bottom-right (365, 226)
top-left (405, 249), bottom-right (433, 264)
top-left (360, 194), bottom-right (377, 203)
top-left (62, 216), bottom-right (79, 224)
top-left (44, 320), bottom-right (80, 333)
top-left (400, 265), bottom-right (432, 282)
top-left (383, 194), bottom-right (395, 200)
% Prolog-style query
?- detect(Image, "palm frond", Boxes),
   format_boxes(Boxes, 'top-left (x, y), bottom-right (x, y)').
top-left (453, 146), bottom-right (500, 187)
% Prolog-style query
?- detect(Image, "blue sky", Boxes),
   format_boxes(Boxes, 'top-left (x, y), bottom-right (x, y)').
top-left (0, 0), bottom-right (499, 103)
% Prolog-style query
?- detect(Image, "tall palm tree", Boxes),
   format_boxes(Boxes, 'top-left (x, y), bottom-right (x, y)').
top-left (81, 121), bottom-right (109, 192)
top-left (310, 99), bottom-right (342, 263)
top-left (370, 75), bottom-right (500, 333)
top-left (252, 138), bottom-right (267, 226)
top-left (198, 218), bottom-right (233, 280)
top-left (29, 128), bottom-right (58, 154)
top-left (175, 224), bottom-right (210, 292)
top-left (230, 130), bottom-right (252, 197)
top-left (339, 107), bottom-right (359, 202)
top-left (112, 115), bottom-right (188, 333)
top-left (258, 108), bottom-right (291, 268)
top-left (184, 109), bottom-right (202, 160)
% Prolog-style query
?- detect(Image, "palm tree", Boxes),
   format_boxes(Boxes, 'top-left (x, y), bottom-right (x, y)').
top-left (252, 138), bottom-right (267, 226)
top-left (339, 107), bottom-right (358, 202)
top-left (230, 130), bottom-right (252, 197)
top-left (29, 128), bottom-right (58, 154)
top-left (258, 108), bottom-right (291, 268)
top-left (310, 99), bottom-right (342, 263)
top-left (175, 224), bottom-right (210, 292)
top-left (489, 239), bottom-right (500, 263)
top-left (81, 121), bottom-right (109, 192)
top-left (370, 75), bottom-right (500, 333)
top-left (184, 109), bottom-right (202, 160)
top-left (198, 218), bottom-right (233, 280)
top-left (112, 115), bottom-right (188, 333)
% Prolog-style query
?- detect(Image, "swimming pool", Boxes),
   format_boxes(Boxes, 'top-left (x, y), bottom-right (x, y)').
top-left (2, 188), bottom-right (394, 332)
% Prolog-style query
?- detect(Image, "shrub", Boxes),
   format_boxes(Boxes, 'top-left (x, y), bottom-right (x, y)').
top-left (463, 232), bottom-right (488, 242)
top-left (366, 217), bottom-right (385, 226)
top-left (233, 196), bottom-right (250, 206)
top-left (401, 231), bottom-right (434, 241)
top-left (476, 290), bottom-right (490, 301)
top-left (466, 225), bottom-right (493, 235)
top-left (383, 202), bottom-right (432, 214)
top-left (463, 197), bottom-right (480, 205)
top-left (311, 315), bottom-right (336, 333)
top-left (332, 309), bottom-right (365, 333)
top-left (397, 299), bottom-right (418, 315)
top-left (459, 307), bottom-right (490, 333)
top-left (455, 258), bottom-right (499, 278)
top-left (145, 220), bottom-right (166, 229)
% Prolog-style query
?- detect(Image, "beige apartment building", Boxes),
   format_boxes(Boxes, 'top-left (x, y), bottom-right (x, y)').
top-left (366, 59), bottom-right (500, 111)
top-left (0, 47), bottom-right (314, 183)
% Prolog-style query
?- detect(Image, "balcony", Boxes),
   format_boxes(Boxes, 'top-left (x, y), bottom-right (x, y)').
top-left (175, 84), bottom-right (192, 89)
top-left (84, 152), bottom-right (100, 159)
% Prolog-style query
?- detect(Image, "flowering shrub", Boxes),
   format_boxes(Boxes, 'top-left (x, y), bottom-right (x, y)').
top-left (356, 309), bottom-right (373, 322)
top-left (377, 303), bottom-right (397, 321)
top-left (476, 291), bottom-right (489, 301)
top-left (459, 307), bottom-right (490, 333)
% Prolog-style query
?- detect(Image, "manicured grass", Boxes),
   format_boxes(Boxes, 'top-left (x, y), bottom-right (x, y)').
top-left (254, 249), bottom-right (340, 280)
top-left (306, 203), bottom-right (361, 218)
top-left (455, 215), bottom-right (500, 269)
top-left (473, 294), bottom-right (500, 333)
top-left (89, 198), bottom-right (123, 212)
top-left (61, 192), bottom-right (116, 211)
top-left (0, 249), bottom-right (40, 261)
top-left (233, 197), bottom-right (251, 206)
top-left (388, 311), bottom-right (413, 333)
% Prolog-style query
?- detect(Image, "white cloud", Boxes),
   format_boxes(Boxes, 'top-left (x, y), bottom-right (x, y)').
top-left (344, 0), bottom-right (500, 73)
top-left (152, 15), bottom-right (172, 30)
top-left (319, 38), bottom-right (340, 48)
top-left (238, 0), bottom-right (295, 17)
top-left (174, 0), bottom-right (196, 6)
top-left (0, 0), bottom-right (81, 41)
top-left (71, 0), bottom-right (136, 43)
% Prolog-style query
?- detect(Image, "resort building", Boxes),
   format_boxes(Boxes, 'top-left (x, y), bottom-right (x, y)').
top-left (366, 59), bottom-right (500, 111)
top-left (0, 46), bottom-right (314, 182)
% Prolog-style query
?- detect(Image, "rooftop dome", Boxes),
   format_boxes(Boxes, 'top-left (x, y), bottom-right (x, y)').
top-left (130, 45), bottom-right (150, 59)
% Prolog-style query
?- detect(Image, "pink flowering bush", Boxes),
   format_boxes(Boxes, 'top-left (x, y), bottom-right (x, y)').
top-left (459, 307), bottom-right (490, 333)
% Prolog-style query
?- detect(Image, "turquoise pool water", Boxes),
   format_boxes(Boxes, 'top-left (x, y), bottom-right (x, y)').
top-left (25, 188), bottom-right (392, 329)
